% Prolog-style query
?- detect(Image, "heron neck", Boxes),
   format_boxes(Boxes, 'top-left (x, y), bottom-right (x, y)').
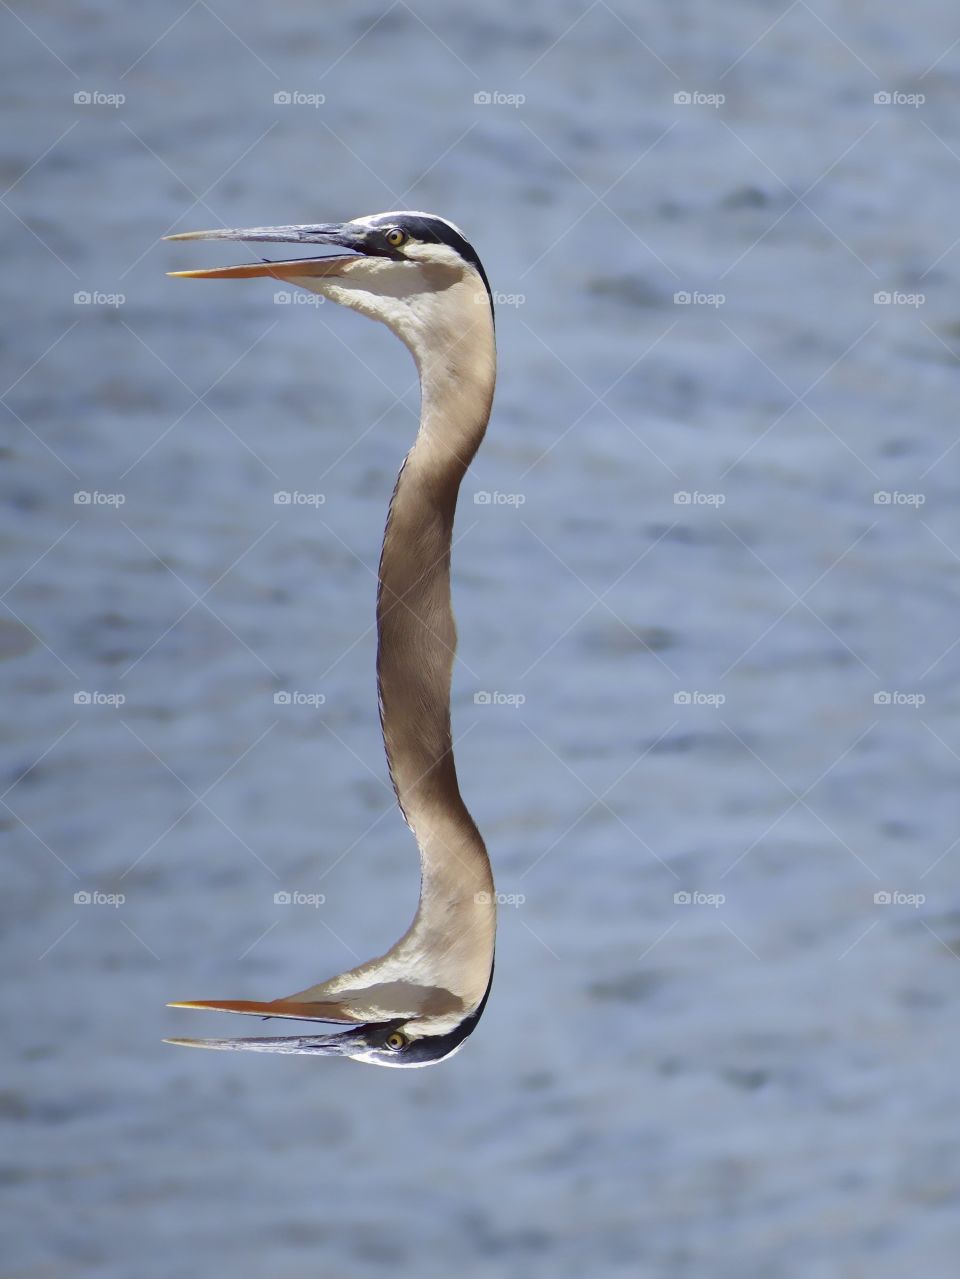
top-left (376, 315), bottom-right (496, 910)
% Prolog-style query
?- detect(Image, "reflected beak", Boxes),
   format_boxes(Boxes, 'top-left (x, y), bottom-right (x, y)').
top-left (164, 222), bottom-right (364, 280)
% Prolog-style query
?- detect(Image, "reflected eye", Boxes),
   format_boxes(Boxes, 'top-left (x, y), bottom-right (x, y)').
top-left (385, 1031), bottom-right (406, 1051)
top-left (385, 228), bottom-right (407, 248)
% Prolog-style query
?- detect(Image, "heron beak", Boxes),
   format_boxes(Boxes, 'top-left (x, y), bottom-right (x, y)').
top-left (164, 1020), bottom-right (384, 1056)
top-left (163, 1031), bottom-right (357, 1055)
top-left (164, 222), bottom-right (363, 280)
top-left (166, 997), bottom-right (360, 1022)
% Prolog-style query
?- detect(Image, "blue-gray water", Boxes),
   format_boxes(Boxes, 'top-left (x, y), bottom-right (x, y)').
top-left (3, 2), bottom-right (960, 1275)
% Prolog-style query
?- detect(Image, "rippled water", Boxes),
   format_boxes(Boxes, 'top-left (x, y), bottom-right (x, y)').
top-left (4, 2), bottom-right (960, 1275)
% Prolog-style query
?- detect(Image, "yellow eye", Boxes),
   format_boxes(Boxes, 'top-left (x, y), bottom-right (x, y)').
top-left (385, 1031), bottom-right (406, 1051)
top-left (385, 228), bottom-right (407, 248)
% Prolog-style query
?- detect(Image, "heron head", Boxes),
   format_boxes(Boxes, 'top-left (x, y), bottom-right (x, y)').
top-left (165, 970), bottom-right (492, 1069)
top-left (165, 211), bottom-right (493, 360)
top-left (290, 1001), bottom-right (489, 1069)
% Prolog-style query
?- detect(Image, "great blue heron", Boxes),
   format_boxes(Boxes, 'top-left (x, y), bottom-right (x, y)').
top-left (163, 212), bottom-right (497, 1067)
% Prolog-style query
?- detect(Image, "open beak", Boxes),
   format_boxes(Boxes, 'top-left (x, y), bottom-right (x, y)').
top-left (164, 996), bottom-right (380, 1054)
top-left (164, 222), bottom-right (364, 280)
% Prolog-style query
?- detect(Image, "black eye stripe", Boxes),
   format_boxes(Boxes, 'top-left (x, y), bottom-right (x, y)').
top-left (376, 961), bottom-right (494, 1064)
top-left (361, 215), bottom-right (493, 313)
